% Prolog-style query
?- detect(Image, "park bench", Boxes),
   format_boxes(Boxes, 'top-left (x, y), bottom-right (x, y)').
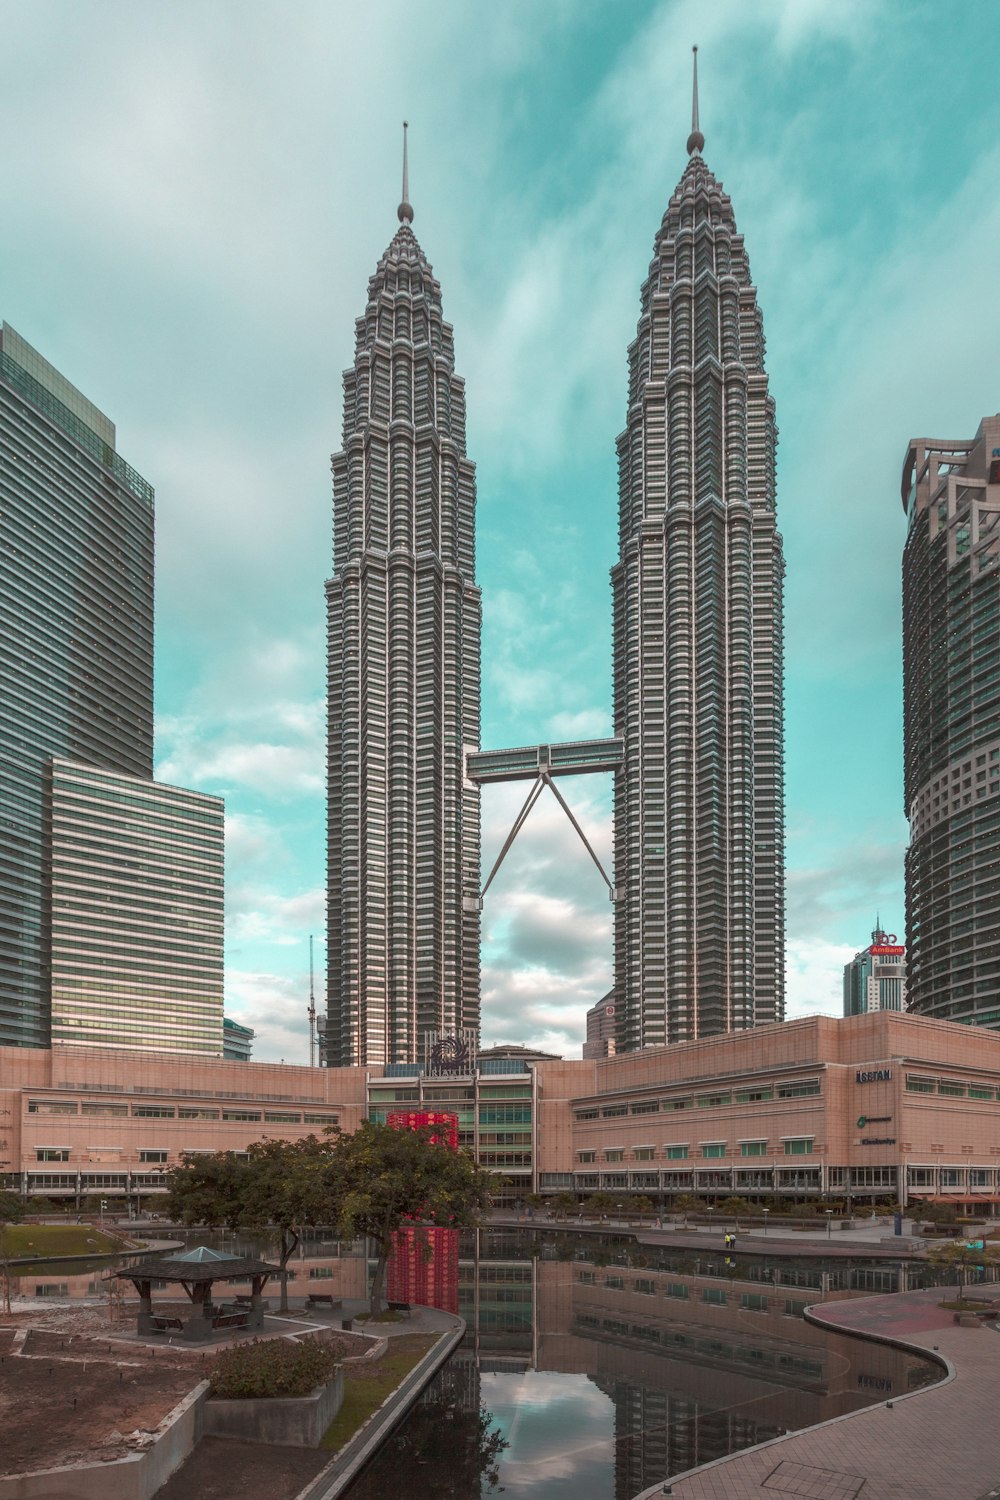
top-left (150, 1315), bottom-right (183, 1332)
top-left (305, 1293), bottom-right (342, 1312)
top-left (387, 1301), bottom-right (411, 1317)
top-left (212, 1311), bottom-right (249, 1331)
top-left (233, 1294), bottom-right (269, 1310)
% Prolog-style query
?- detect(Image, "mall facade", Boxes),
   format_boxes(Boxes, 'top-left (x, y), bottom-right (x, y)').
top-left (3, 1010), bottom-right (1000, 1214)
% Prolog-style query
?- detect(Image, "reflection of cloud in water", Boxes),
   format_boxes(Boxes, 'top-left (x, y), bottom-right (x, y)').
top-left (481, 1371), bottom-right (614, 1496)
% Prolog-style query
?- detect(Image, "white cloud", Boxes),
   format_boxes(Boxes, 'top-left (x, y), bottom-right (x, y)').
top-left (786, 936), bottom-right (855, 1021)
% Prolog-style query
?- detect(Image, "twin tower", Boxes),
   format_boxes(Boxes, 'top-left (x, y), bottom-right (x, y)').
top-left (325, 83), bottom-right (785, 1067)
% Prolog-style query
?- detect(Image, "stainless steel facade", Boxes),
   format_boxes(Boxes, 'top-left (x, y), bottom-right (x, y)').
top-left (902, 414), bottom-right (1000, 1025)
top-left (611, 126), bottom-right (785, 1048)
top-left (325, 198), bottom-right (481, 1066)
top-left (0, 324), bottom-right (154, 1048)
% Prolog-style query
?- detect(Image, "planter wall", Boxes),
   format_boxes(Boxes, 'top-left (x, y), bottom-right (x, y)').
top-left (0, 1381), bottom-right (208, 1500)
top-left (203, 1368), bottom-right (344, 1448)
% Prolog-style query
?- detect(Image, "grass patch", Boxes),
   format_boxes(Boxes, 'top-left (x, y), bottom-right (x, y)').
top-left (354, 1309), bottom-right (406, 1324)
top-left (939, 1298), bottom-right (996, 1312)
top-left (320, 1336), bottom-right (435, 1452)
top-left (0, 1225), bottom-right (123, 1259)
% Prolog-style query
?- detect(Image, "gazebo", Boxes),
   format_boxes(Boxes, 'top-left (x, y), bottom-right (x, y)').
top-left (114, 1245), bottom-right (283, 1342)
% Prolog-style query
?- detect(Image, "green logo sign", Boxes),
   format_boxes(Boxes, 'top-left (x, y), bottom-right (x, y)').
top-left (856, 1116), bottom-right (867, 1128)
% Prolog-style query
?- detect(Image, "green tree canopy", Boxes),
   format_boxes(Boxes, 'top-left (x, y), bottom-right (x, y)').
top-left (321, 1120), bottom-right (495, 1316)
top-left (928, 1238), bottom-right (1000, 1301)
top-left (166, 1135), bottom-right (331, 1311)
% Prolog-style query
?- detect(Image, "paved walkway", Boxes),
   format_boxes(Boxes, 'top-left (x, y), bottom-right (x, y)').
top-left (637, 1286), bottom-right (1000, 1500)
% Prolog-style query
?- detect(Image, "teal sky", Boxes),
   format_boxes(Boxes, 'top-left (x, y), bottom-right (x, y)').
top-left (2, 1), bottom-right (999, 1061)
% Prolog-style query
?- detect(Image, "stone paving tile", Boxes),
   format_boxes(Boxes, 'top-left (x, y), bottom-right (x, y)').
top-left (659, 1290), bottom-right (1000, 1500)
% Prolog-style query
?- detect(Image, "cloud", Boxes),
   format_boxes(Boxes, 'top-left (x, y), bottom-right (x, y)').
top-left (224, 967), bottom-right (316, 1066)
top-left (786, 936), bottom-right (856, 1021)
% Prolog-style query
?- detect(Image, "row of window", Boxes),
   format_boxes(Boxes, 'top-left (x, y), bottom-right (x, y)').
top-left (905, 1074), bottom-right (1000, 1099)
top-left (575, 1079), bottom-right (820, 1120)
top-left (578, 1138), bottom-right (815, 1164)
top-left (26, 1099), bottom-right (338, 1124)
top-left (36, 1148), bottom-right (169, 1163)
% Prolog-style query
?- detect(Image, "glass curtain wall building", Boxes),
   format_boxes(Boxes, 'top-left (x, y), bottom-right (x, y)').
top-left (325, 166), bottom-right (482, 1066)
top-left (0, 323), bottom-right (153, 1048)
top-left (902, 414), bottom-right (1000, 1025)
top-left (611, 81), bottom-right (785, 1048)
top-left (48, 759), bottom-right (224, 1055)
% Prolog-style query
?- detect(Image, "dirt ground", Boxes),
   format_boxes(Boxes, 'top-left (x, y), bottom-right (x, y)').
top-left (0, 1302), bottom-right (374, 1485)
top-left (0, 1323), bottom-right (202, 1476)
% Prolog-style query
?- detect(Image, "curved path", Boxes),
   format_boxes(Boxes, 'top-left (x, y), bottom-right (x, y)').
top-left (636, 1286), bottom-right (1000, 1500)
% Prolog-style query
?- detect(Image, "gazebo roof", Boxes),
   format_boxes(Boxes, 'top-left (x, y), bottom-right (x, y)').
top-left (114, 1248), bottom-right (282, 1283)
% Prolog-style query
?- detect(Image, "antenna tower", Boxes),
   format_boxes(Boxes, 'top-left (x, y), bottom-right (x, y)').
top-left (307, 934), bottom-right (317, 1067)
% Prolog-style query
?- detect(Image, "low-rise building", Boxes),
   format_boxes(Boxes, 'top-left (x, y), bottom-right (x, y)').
top-left (3, 1011), bottom-right (1000, 1215)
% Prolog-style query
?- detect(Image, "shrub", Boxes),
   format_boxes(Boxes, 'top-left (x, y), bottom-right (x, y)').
top-left (210, 1337), bottom-right (340, 1400)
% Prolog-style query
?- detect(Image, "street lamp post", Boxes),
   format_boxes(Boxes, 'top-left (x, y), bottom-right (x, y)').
top-left (825, 1208), bottom-right (833, 1240)
top-left (762, 1208), bottom-right (769, 1237)
top-left (100, 1198), bottom-right (107, 1233)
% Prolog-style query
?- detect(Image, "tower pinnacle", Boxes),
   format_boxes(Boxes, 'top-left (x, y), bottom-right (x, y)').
top-left (397, 120), bottom-right (414, 224)
top-left (686, 45), bottom-right (705, 155)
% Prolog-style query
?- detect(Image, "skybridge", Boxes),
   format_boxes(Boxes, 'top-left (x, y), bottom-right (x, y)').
top-left (465, 738), bottom-right (622, 903)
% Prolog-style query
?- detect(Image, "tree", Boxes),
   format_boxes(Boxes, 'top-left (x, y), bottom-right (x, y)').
top-left (582, 1192), bottom-right (615, 1220)
top-left (718, 1196), bottom-right (751, 1224)
top-left (632, 1195), bottom-right (655, 1223)
top-left (928, 1239), bottom-right (1000, 1302)
top-left (549, 1191), bottom-right (577, 1220)
top-left (673, 1193), bottom-right (699, 1227)
top-left (322, 1120), bottom-right (495, 1317)
top-left (166, 1136), bottom-right (330, 1312)
top-left (0, 1190), bottom-right (24, 1316)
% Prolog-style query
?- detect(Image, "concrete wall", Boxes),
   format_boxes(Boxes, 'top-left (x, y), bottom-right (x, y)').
top-left (0, 1381), bottom-right (208, 1500)
top-left (202, 1369), bottom-right (344, 1448)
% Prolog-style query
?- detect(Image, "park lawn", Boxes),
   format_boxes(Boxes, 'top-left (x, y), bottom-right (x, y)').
top-left (0, 1224), bottom-right (123, 1258)
top-left (320, 1334), bottom-right (435, 1452)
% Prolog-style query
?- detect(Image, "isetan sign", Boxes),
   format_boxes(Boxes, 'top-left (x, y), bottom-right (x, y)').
top-left (856, 1068), bottom-right (892, 1084)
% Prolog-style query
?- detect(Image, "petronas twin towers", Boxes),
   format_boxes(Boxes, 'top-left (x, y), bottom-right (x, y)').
top-left (326, 74), bottom-right (784, 1068)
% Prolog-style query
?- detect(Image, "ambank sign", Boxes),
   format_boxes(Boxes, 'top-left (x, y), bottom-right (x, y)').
top-left (856, 1068), bottom-right (892, 1084)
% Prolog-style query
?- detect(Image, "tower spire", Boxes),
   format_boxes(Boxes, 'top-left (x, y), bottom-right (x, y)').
top-left (687, 46), bottom-right (705, 155)
top-left (397, 120), bottom-right (413, 224)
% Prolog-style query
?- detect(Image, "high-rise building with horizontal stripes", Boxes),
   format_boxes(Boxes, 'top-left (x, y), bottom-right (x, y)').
top-left (325, 143), bottom-right (481, 1066)
top-left (0, 321), bottom-right (225, 1055)
top-left (0, 322), bottom-right (154, 1048)
top-left (49, 759), bottom-right (224, 1054)
top-left (611, 59), bottom-right (785, 1048)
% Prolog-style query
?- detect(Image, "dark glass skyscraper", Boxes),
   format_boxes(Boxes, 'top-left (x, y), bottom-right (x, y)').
top-left (325, 154), bottom-right (482, 1066)
top-left (903, 413), bottom-right (1000, 1026)
top-left (611, 68), bottom-right (785, 1048)
top-left (0, 323), bottom-right (154, 1048)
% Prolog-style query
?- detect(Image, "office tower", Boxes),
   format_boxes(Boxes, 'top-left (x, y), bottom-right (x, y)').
top-left (49, 758), bottom-right (225, 1054)
top-left (611, 55), bottom-right (785, 1048)
top-left (1, 322), bottom-right (226, 1056)
top-left (325, 136), bottom-right (482, 1066)
top-left (0, 322), bottom-right (154, 1048)
top-left (223, 1016), bottom-right (255, 1061)
top-left (843, 923), bottom-right (906, 1017)
top-left (583, 990), bottom-right (617, 1059)
top-left (902, 413), bottom-right (1000, 1025)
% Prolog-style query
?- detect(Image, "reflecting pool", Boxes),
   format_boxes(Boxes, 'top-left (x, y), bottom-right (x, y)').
top-left (341, 1228), bottom-right (944, 1500)
top-left (13, 1225), bottom-right (958, 1499)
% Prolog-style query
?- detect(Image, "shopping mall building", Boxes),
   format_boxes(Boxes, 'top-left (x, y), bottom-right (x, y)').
top-left (3, 1011), bottom-right (1000, 1214)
